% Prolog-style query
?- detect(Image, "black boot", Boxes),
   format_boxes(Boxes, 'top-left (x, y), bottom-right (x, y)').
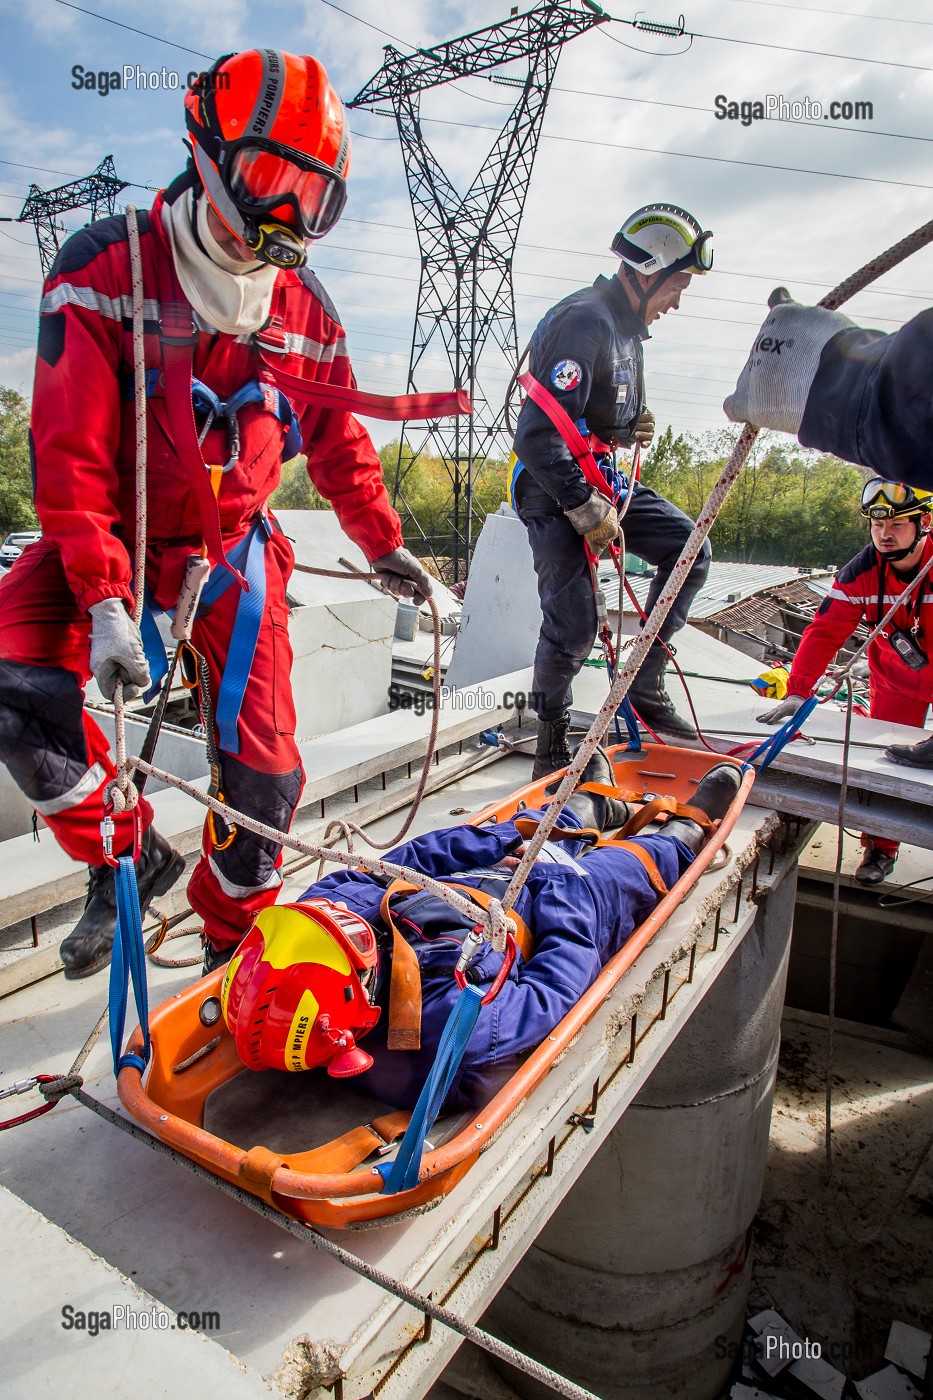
top-left (628, 641), bottom-right (697, 743)
top-left (532, 712), bottom-right (572, 781)
top-left (202, 937), bottom-right (237, 977)
top-left (662, 762), bottom-right (742, 854)
top-left (560, 743), bottom-right (634, 833)
top-left (885, 734), bottom-right (933, 768)
top-left (855, 847), bottom-right (896, 885)
top-left (59, 826), bottom-right (186, 979)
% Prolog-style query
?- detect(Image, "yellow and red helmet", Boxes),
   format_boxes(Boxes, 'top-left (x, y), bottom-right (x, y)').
top-left (184, 48), bottom-right (350, 268)
top-left (221, 899), bottom-right (381, 1078)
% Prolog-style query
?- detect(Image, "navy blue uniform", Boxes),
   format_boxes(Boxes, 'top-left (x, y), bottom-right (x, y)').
top-left (303, 806), bottom-right (694, 1110)
top-left (511, 275), bottom-right (711, 721)
top-left (799, 310), bottom-right (933, 491)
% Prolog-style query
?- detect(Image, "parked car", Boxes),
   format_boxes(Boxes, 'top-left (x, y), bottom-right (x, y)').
top-left (0, 531), bottom-right (41, 568)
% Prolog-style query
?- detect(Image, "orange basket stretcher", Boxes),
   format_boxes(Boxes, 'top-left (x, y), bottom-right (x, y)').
top-left (117, 743), bottom-right (753, 1228)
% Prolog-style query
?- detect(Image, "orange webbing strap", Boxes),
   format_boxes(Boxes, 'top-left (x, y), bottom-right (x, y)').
top-left (380, 879), bottom-right (535, 1051)
top-left (513, 816), bottom-right (600, 848)
top-left (612, 797), bottom-right (713, 840)
top-left (239, 1145), bottom-right (287, 1205)
top-left (284, 1111), bottom-right (411, 1175)
top-left (381, 880), bottom-right (424, 1052)
top-left (608, 841), bottom-right (669, 896)
top-left (576, 781), bottom-right (642, 802)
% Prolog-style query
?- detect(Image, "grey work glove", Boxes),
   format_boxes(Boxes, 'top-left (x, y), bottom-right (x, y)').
top-left (757, 693), bottom-right (806, 725)
top-left (633, 407), bottom-right (655, 447)
top-left (565, 489), bottom-right (620, 556)
top-left (89, 597), bottom-right (151, 701)
top-left (723, 288), bottom-right (856, 434)
top-left (371, 548), bottom-right (434, 606)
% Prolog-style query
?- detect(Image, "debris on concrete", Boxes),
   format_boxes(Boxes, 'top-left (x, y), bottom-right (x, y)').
top-left (854, 1364), bottom-right (923, 1400)
top-left (787, 1349), bottom-right (847, 1399)
top-left (731, 1385), bottom-right (776, 1399)
top-left (884, 1322), bottom-right (931, 1381)
top-left (749, 1309), bottom-right (806, 1377)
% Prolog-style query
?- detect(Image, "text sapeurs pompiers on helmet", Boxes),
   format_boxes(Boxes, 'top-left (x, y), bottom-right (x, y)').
top-left (184, 48), bottom-right (350, 270)
top-left (611, 203), bottom-right (713, 319)
top-left (221, 900), bottom-right (382, 1078)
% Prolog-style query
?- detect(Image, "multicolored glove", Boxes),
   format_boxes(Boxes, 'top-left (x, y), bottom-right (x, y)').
top-left (371, 548), bottom-right (434, 606)
top-left (751, 664), bottom-right (790, 700)
top-left (565, 490), bottom-right (620, 556)
top-left (723, 288), bottom-right (856, 434)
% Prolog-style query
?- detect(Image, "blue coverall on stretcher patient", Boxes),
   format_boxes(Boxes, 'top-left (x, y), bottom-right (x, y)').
top-left (301, 807), bottom-right (695, 1111)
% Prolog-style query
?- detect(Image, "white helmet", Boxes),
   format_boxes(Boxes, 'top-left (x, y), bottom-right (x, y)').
top-left (611, 204), bottom-right (713, 276)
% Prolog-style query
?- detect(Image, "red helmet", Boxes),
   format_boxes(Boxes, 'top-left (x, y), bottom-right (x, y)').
top-left (221, 899), bottom-right (381, 1078)
top-left (184, 48), bottom-right (350, 269)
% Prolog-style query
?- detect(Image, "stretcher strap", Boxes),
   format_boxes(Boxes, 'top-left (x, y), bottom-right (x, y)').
top-left (380, 882), bottom-right (424, 1052)
top-left (606, 841), bottom-right (668, 896)
top-left (513, 816), bottom-right (600, 848)
top-left (378, 985), bottom-right (485, 1195)
top-left (108, 856), bottom-right (150, 1075)
top-left (282, 1112), bottom-right (411, 1175)
top-left (611, 796), bottom-right (711, 840)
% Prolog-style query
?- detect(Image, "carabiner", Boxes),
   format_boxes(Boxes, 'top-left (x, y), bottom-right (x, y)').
top-left (208, 798), bottom-right (236, 853)
top-left (455, 932), bottom-right (518, 1006)
top-left (101, 800), bottom-right (143, 868)
top-left (0, 1075), bottom-right (59, 1131)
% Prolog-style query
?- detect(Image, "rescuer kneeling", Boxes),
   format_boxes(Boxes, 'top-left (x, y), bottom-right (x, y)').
top-left (220, 749), bottom-right (741, 1110)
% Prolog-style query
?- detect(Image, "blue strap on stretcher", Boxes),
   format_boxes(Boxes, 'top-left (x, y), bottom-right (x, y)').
top-left (741, 695), bottom-right (819, 773)
top-left (108, 856), bottom-right (151, 1075)
top-left (377, 985), bottom-right (485, 1195)
top-left (139, 520), bottom-right (269, 756)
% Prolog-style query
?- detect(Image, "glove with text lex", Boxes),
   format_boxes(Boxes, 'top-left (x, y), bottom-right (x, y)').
top-left (89, 598), bottom-right (151, 701)
top-left (565, 490), bottom-right (620, 557)
top-left (370, 548), bottom-right (434, 607)
top-left (723, 288), bottom-right (855, 435)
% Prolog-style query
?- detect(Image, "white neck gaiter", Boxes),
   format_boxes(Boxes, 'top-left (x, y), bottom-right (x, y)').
top-left (161, 189), bottom-right (279, 336)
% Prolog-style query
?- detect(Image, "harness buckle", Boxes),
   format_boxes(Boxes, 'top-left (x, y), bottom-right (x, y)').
top-left (159, 302), bottom-right (199, 348)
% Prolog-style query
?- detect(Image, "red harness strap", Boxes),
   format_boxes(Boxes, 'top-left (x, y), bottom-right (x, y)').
top-left (257, 354), bottom-right (472, 423)
top-left (517, 370), bottom-right (612, 502)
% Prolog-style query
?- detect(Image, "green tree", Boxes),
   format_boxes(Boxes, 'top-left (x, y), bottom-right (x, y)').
top-left (0, 388), bottom-right (38, 534)
top-left (268, 454), bottom-right (328, 511)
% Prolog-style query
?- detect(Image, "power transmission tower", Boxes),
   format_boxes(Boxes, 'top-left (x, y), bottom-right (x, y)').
top-left (18, 156), bottom-right (128, 276)
top-left (350, 0), bottom-right (607, 581)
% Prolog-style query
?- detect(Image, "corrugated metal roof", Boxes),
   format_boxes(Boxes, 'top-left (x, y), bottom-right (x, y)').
top-left (598, 559), bottom-right (832, 620)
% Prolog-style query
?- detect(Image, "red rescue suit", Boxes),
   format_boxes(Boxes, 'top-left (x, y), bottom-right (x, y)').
top-left (787, 536), bottom-right (933, 857)
top-left (0, 174), bottom-right (403, 948)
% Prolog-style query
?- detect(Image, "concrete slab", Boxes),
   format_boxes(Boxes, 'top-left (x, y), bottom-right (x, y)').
top-left (788, 1350), bottom-right (847, 1399)
top-left (0, 1184), bottom-right (274, 1399)
top-left (885, 1322), bottom-right (931, 1381)
top-left (855, 1366), bottom-right (923, 1400)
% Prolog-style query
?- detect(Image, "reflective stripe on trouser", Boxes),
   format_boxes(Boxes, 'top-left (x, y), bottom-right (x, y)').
top-left (515, 477), bottom-right (712, 721)
top-left (0, 657), bottom-right (154, 861)
top-left (186, 755), bottom-right (304, 949)
top-left (862, 683), bottom-right (928, 858)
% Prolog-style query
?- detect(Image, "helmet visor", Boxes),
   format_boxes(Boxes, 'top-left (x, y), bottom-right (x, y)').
top-left (226, 140), bottom-right (347, 239)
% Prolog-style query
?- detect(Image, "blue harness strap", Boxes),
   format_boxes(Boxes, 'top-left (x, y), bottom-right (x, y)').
top-left (192, 377), bottom-right (302, 461)
top-left (377, 984), bottom-right (485, 1195)
top-left (140, 589), bottom-right (169, 704)
top-left (108, 856), bottom-right (151, 1075)
top-left (213, 521), bottom-right (268, 754)
top-left (741, 695), bottom-right (819, 772)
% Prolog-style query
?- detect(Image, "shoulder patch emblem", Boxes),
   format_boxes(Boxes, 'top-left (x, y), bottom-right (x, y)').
top-left (550, 358), bottom-right (582, 392)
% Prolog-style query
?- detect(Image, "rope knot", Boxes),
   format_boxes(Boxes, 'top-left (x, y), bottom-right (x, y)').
top-left (39, 1073), bottom-right (83, 1103)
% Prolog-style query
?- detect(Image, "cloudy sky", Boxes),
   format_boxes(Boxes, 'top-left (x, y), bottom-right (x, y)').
top-left (1, 0), bottom-right (931, 449)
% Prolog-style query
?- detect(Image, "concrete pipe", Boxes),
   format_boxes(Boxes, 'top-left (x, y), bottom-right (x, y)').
top-left (485, 868), bottom-right (797, 1400)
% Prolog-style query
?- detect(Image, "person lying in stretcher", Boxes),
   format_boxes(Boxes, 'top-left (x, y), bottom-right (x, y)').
top-left (220, 749), bottom-right (741, 1111)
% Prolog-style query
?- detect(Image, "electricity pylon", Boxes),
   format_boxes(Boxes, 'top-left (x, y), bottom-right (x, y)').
top-left (18, 156), bottom-right (128, 276)
top-left (350, 1), bottom-right (607, 580)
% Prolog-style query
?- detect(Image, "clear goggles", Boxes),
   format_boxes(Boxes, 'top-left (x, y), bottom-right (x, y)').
top-left (673, 230), bottom-right (714, 274)
top-left (301, 898), bottom-right (378, 973)
top-left (860, 478), bottom-right (924, 519)
top-left (221, 138), bottom-right (347, 241)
